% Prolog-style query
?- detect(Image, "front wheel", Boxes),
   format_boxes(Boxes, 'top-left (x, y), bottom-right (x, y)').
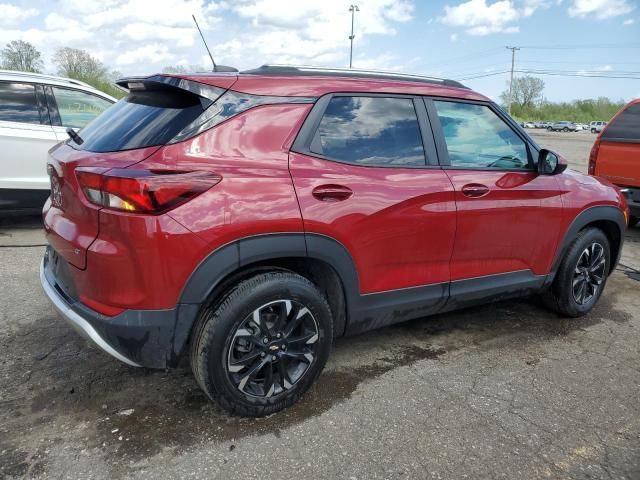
top-left (563, 127), bottom-right (569, 132)
top-left (591, 128), bottom-right (596, 133)
top-left (547, 127), bottom-right (553, 132)
top-left (543, 227), bottom-right (610, 317)
top-left (191, 271), bottom-right (333, 416)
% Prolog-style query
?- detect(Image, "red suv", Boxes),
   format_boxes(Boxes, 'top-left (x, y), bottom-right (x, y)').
top-left (41, 65), bottom-right (629, 416)
top-left (589, 98), bottom-right (640, 227)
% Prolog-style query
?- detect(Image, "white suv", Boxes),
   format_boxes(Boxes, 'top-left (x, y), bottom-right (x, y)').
top-left (0, 70), bottom-right (115, 213)
top-left (590, 121), bottom-right (607, 134)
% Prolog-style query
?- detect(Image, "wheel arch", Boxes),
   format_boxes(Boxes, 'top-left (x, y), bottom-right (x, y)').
top-left (547, 205), bottom-right (626, 285)
top-left (171, 233), bottom-right (359, 362)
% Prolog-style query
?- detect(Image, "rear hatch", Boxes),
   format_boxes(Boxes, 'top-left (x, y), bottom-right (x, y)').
top-left (44, 74), bottom-right (235, 270)
top-left (45, 145), bottom-right (162, 269)
top-left (594, 101), bottom-right (640, 188)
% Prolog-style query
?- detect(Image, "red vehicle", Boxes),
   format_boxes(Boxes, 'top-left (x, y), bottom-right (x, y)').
top-left (41, 66), bottom-right (629, 416)
top-left (589, 98), bottom-right (640, 227)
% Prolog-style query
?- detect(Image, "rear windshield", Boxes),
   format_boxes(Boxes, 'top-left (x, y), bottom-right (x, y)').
top-left (74, 89), bottom-right (206, 152)
top-left (602, 103), bottom-right (640, 142)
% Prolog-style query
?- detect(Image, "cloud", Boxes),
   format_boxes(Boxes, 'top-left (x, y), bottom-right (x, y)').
top-left (115, 44), bottom-right (174, 66)
top-left (440, 0), bottom-right (547, 36)
top-left (0, 3), bottom-right (38, 26)
top-left (568, 0), bottom-right (635, 19)
top-left (623, 18), bottom-right (635, 25)
top-left (0, 0), bottom-right (414, 76)
top-left (215, 0), bottom-right (414, 68)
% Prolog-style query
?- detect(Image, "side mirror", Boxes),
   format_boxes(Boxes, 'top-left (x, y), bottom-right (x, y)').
top-left (538, 149), bottom-right (567, 175)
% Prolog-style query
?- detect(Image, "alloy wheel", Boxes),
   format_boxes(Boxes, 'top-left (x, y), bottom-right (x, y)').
top-left (572, 242), bottom-right (606, 305)
top-left (226, 300), bottom-right (319, 398)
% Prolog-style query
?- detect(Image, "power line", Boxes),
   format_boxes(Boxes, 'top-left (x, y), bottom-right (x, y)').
top-left (456, 69), bottom-right (640, 81)
top-left (517, 43), bottom-right (640, 50)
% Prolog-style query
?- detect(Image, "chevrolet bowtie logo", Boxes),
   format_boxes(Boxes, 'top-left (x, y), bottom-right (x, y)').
top-left (269, 345), bottom-right (280, 352)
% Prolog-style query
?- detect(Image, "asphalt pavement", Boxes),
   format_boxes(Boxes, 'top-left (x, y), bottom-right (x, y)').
top-left (1, 131), bottom-right (639, 479)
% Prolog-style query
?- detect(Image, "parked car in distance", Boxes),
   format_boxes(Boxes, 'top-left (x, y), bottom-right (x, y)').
top-left (0, 70), bottom-right (115, 213)
top-left (590, 121), bottom-right (607, 133)
top-left (548, 121), bottom-right (577, 132)
top-left (523, 121), bottom-right (535, 128)
top-left (589, 99), bottom-right (640, 227)
top-left (40, 65), bottom-right (628, 416)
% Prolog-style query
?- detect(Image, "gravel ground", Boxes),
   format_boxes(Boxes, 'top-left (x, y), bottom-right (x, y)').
top-left (1, 132), bottom-right (639, 479)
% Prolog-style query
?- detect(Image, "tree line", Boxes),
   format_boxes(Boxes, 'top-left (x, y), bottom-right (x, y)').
top-left (1, 40), bottom-right (125, 98)
top-left (500, 75), bottom-right (625, 123)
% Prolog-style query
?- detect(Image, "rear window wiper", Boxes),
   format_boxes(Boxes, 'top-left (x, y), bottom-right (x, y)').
top-left (66, 127), bottom-right (84, 145)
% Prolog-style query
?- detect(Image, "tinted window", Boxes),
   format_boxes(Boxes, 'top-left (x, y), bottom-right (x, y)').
top-left (0, 82), bottom-right (41, 124)
top-left (76, 89), bottom-right (205, 153)
top-left (311, 96), bottom-right (425, 166)
top-left (52, 87), bottom-right (112, 128)
top-left (602, 104), bottom-right (640, 141)
top-left (434, 101), bottom-right (529, 169)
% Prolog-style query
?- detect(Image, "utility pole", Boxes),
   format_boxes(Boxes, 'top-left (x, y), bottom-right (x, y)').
top-left (506, 46), bottom-right (520, 115)
top-left (349, 5), bottom-right (359, 68)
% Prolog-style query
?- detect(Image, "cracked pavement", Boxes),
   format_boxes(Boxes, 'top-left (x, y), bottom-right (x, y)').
top-left (1, 132), bottom-right (638, 479)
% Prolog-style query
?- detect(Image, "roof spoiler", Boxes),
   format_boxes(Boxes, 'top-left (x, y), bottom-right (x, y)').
top-left (115, 75), bottom-right (227, 102)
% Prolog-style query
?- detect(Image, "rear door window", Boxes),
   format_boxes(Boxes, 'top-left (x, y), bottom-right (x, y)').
top-left (51, 87), bottom-right (112, 129)
top-left (602, 104), bottom-right (640, 142)
top-left (310, 96), bottom-right (426, 167)
top-left (433, 100), bottom-right (530, 170)
top-left (76, 88), bottom-right (207, 153)
top-left (0, 82), bottom-right (41, 124)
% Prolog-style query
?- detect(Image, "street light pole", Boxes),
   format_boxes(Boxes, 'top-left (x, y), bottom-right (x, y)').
top-left (506, 46), bottom-right (520, 115)
top-left (349, 4), bottom-right (359, 68)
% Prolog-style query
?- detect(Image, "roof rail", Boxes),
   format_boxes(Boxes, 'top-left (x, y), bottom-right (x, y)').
top-left (240, 64), bottom-right (468, 89)
top-left (0, 69), bottom-right (96, 89)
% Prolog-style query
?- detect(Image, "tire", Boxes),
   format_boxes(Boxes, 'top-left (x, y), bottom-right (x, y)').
top-left (630, 216), bottom-right (639, 228)
top-left (547, 127), bottom-right (553, 132)
top-left (191, 271), bottom-right (333, 416)
top-left (563, 127), bottom-right (569, 132)
top-left (591, 128), bottom-right (596, 133)
top-left (543, 227), bottom-right (610, 317)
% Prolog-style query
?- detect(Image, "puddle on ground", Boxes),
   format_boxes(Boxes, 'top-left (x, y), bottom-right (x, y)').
top-left (0, 279), bottom-right (633, 475)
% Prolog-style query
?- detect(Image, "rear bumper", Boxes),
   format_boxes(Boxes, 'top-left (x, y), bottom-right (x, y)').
top-left (40, 249), bottom-right (180, 368)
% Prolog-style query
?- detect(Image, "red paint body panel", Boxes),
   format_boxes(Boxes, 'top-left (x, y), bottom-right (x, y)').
top-left (190, 74), bottom-right (488, 101)
top-left (42, 72), bottom-right (627, 320)
top-left (290, 152), bottom-right (457, 292)
top-left (593, 99), bottom-right (640, 189)
top-left (43, 103), bottom-right (310, 311)
top-left (444, 170), bottom-right (565, 279)
top-left (44, 143), bottom-right (161, 269)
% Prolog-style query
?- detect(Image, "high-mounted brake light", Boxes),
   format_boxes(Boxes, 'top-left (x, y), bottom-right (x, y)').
top-left (127, 81), bottom-right (146, 91)
top-left (75, 168), bottom-right (221, 214)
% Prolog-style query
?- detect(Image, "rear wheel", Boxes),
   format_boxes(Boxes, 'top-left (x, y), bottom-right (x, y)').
top-left (544, 228), bottom-right (610, 317)
top-left (563, 127), bottom-right (569, 132)
top-left (547, 127), bottom-right (553, 132)
top-left (191, 271), bottom-right (333, 416)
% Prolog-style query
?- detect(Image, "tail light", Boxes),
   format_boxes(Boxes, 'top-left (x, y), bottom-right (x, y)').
top-left (75, 168), bottom-right (221, 214)
top-left (588, 139), bottom-right (600, 175)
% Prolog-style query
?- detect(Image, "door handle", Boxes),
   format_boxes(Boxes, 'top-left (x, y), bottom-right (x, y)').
top-left (312, 184), bottom-right (353, 202)
top-left (461, 183), bottom-right (490, 198)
